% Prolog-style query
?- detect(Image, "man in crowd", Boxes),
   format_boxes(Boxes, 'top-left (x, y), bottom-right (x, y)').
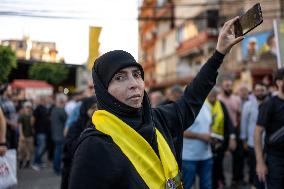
top-left (218, 79), bottom-right (244, 186)
top-left (50, 94), bottom-right (67, 175)
top-left (207, 87), bottom-right (236, 189)
top-left (32, 96), bottom-right (49, 171)
top-left (0, 84), bottom-right (17, 150)
top-left (18, 101), bottom-right (34, 169)
top-left (148, 91), bottom-right (164, 108)
top-left (160, 84), bottom-right (183, 105)
top-left (218, 79), bottom-right (241, 129)
top-left (240, 83), bottom-right (268, 189)
top-left (182, 102), bottom-right (213, 189)
top-left (255, 68), bottom-right (284, 189)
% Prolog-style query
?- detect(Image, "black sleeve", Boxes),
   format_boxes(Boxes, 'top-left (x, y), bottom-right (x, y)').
top-left (257, 99), bottom-right (272, 128)
top-left (69, 136), bottom-right (123, 189)
top-left (154, 51), bottom-right (224, 133)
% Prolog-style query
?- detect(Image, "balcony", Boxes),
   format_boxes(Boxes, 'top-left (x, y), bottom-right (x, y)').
top-left (155, 2), bottom-right (173, 18)
top-left (176, 30), bottom-right (218, 57)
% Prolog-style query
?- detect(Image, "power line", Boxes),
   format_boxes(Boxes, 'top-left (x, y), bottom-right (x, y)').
top-left (0, 2), bottom-right (280, 21)
top-left (0, 11), bottom-right (84, 19)
top-left (138, 9), bottom-right (281, 21)
top-left (139, 0), bottom-right (276, 10)
top-left (0, 11), bottom-right (279, 21)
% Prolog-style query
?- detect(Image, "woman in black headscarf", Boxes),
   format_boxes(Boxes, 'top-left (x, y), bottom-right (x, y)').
top-left (69, 17), bottom-right (243, 189)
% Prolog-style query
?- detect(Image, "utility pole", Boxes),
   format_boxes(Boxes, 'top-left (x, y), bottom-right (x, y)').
top-left (169, 0), bottom-right (175, 29)
top-left (281, 0), bottom-right (284, 18)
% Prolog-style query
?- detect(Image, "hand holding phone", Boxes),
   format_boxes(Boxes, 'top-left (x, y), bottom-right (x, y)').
top-left (234, 3), bottom-right (263, 38)
top-left (216, 17), bottom-right (244, 54)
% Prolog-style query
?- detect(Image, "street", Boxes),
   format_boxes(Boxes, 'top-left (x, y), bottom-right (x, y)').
top-left (9, 153), bottom-right (252, 189)
top-left (12, 164), bottom-right (60, 189)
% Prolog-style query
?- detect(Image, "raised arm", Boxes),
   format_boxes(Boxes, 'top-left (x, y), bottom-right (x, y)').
top-left (181, 16), bottom-right (244, 127)
top-left (155, 17), bottom-right (244, 132)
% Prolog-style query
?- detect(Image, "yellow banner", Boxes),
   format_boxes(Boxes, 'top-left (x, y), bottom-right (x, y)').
top-left (87, 26), bottom-right (102, 70)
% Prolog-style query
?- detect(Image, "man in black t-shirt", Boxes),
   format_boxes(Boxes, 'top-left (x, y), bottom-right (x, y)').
top-left (32, 96), bottom-right (49, 170)
top-left (254, 68), bottom-right (284, 189)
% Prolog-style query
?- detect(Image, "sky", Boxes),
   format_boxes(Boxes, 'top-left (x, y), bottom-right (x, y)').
top-left (0, 0), bottom-right (140, 64)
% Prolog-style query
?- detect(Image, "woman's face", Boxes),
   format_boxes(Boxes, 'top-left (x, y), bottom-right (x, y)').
top-left (108, 66), bottom-right (145, 108)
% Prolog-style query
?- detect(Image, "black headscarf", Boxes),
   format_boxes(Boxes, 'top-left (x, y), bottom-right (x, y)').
top-left (92, 50), bottom-right (153, 131)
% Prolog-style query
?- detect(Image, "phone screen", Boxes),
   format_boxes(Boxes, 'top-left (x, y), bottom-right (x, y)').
top-left (234, 3), bottom-right (263, 37)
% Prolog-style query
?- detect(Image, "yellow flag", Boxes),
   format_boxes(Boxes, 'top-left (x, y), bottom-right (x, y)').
top-left (87, 26), bottom-right (102, 70)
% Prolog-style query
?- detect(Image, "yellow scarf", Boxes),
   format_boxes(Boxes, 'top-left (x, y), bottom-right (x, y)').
top-left (208, 100), bottom-right (224, 136)
top-left (92, 110), bottom-right (182, 189)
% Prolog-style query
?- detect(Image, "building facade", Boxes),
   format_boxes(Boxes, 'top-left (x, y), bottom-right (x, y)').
top-left (0, 36), bottom-right (61, 63)
top-left (139, 0), bottom-right (282, 90)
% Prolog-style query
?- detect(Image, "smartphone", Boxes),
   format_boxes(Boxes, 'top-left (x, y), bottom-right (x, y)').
top-left (234, 3), bottom-right (263, 38)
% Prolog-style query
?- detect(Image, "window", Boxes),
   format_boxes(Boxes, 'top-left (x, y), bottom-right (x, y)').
top-left (157, 0), bottom-right (166, 7)
top-left (162, 38), bottom-right (166, 53)
top-left (176, 26), bottom-right (184, 44)
top-left (18, 41), bottom-right (24, 48)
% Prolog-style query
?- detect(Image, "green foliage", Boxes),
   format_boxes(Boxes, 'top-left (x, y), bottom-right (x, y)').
top-left (28, 63), bottom-right (69, 85)
top-left (0, 45), bottom-right (17, 82)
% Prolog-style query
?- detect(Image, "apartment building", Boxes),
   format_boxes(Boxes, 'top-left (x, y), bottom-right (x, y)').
top-left (139, 0), bottom-right (283, 89)
top-left (1, 35), bottom-right (60, 63)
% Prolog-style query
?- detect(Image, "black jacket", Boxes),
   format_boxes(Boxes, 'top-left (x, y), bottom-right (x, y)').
top-left (69, 51), bottom-right (224, 189)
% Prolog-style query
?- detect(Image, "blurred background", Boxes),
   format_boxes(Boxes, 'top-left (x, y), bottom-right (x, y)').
top-left (0, 0), bottom-right (283, 94)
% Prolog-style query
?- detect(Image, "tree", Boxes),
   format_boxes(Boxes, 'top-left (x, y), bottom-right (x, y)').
top-left (0, 45), bottom-right (17, 83)
top-left (28, 63), bottom-right (69, 85)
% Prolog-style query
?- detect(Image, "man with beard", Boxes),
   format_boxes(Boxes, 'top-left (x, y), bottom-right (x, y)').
top-left (240, 83), bottom-right (268, 189)
top-left (69, 17), bottom-right (243, 189)
top-left (255, 68), bottom-right (284, 189)
top-left (218, 79), bottom-right (244, 187)
top-left (218, 79), bottom-right (241, 129)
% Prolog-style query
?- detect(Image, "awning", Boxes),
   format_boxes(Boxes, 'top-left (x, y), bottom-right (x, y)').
top-left (11, 79), bottom-right (53, 89)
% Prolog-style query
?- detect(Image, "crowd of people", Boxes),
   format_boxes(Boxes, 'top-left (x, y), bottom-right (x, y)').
top-left (0, 83), bottom-right (95, 176)
top-left (0, 16), bottom-right (283, 189)
top-left (148, 76), bottom-right (282, 189)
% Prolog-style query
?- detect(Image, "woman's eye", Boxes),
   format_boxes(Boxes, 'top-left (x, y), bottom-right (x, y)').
top-left (115, 76), bottom-right (122, 80)
top-left (114, 75), bottom-right (125, 81)
top-left (133, 72), bottom-right (142, 78)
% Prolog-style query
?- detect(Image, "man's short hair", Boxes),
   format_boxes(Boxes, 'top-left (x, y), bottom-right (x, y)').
top-left (253, 82), bottom-right (266, 89)
top-left (274, 68), bottom-right (284, 83)
top-left (210, 86), bottom-right (221, 94)
top-left (0, 83), bottom-right (8, 95)
top-left (170, 85), bottom-right (183, 94)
